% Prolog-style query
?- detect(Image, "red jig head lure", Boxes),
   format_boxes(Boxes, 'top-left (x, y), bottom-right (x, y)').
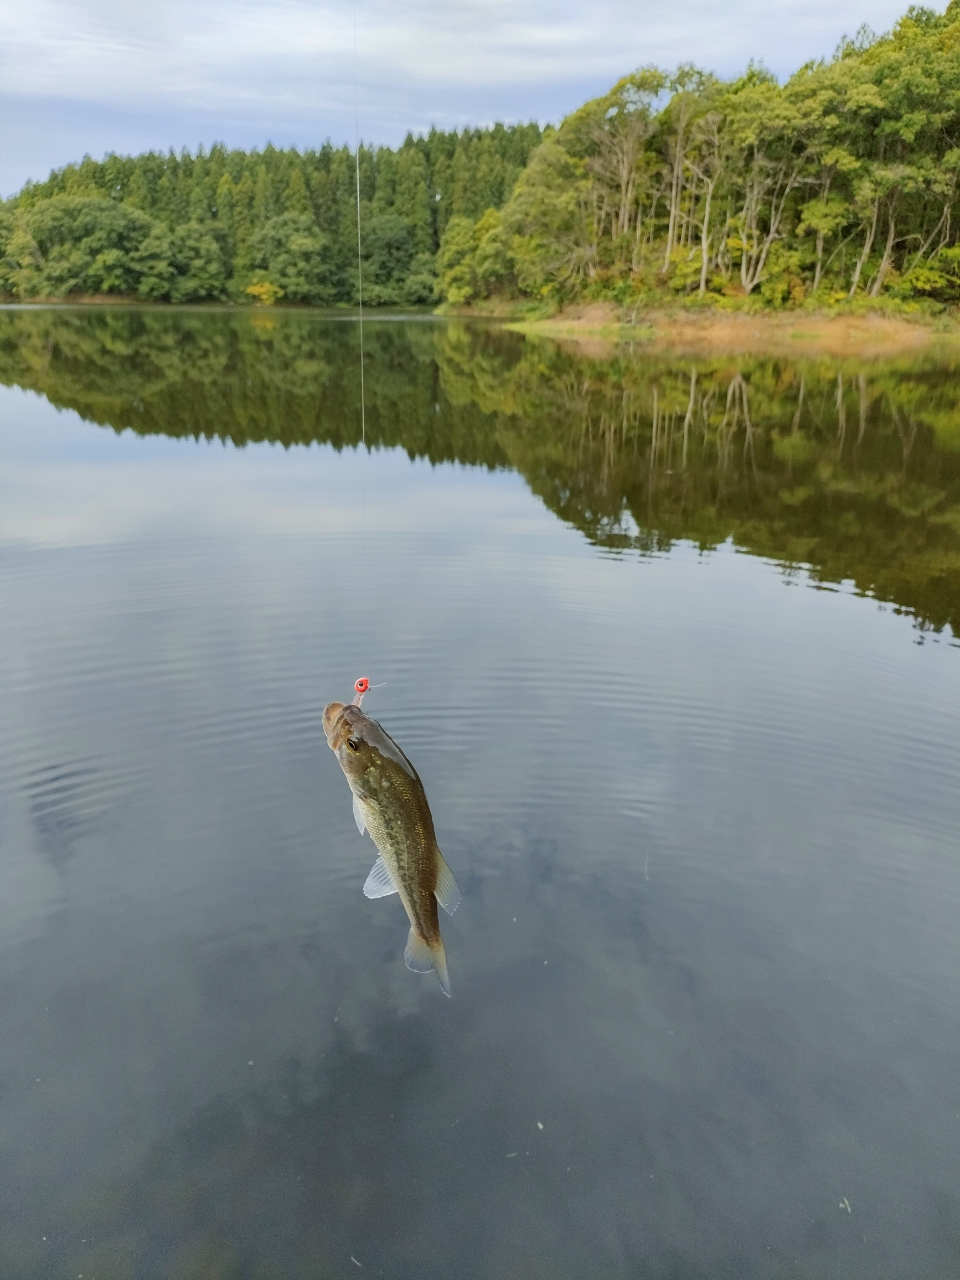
top-left (351, 677), bottom-right (370, 707)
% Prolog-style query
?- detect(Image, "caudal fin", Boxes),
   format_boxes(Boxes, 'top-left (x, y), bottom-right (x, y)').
top-left (404, 928), bottom-right (452, 997)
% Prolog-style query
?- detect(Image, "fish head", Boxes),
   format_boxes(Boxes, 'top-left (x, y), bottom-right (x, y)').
top-left (323, 700), bottom-right (417, 789)
top-left (322, 701), bottom-right (348, 743)
top-left (323, 701), bottom-right (379, 787)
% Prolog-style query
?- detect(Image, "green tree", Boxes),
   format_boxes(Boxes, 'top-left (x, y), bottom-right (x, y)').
top-left (134, 222), bottom-right (227, 301)
top-left (437, 209), bottom-right (511, 303)
top-left (360, 214), bottom-right (416, 304)
top-left (394, 147), bottom-right (433, 252)
top-left (283, 166), bottom-right (311, 215)
top-left (437, 216), bottom-right (478, 303)
top-left (247, 212), bottom-right (338, 303)
top-left (502, 138), bottom-right (593, 298)
top-left (5, 197), bottom-right (154, 297)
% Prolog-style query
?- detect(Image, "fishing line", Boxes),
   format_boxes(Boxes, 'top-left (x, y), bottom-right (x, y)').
top-left (353, 0), bottom-right (366, 448)
top-left (353, 0), bottom-right (373, 685)
top-left (351, 678), bottom-right (387, 708)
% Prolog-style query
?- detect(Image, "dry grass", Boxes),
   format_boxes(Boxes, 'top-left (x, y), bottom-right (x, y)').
top-left (509, 304), bottom-right (960, 360)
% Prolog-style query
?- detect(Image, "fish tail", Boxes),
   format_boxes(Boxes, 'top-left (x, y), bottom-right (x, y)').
top-left (404, 928), bottom-right (452, 998)
top-left (432, 942), bottom-right (452, 998)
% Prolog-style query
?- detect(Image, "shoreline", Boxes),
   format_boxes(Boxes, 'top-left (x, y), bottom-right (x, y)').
top-left (500, 302), bottom-right (960, 359)
top-left (5, 296), bottom-right (960, 359)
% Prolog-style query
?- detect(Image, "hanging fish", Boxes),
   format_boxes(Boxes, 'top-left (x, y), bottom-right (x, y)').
top-left (323, 682), bottom-right (460, 996)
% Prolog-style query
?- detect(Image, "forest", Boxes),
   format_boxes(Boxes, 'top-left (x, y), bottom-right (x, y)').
top-left (4, 2), bottom-right (960, 309)
top-left (0, 126), bottom-right (541, 305)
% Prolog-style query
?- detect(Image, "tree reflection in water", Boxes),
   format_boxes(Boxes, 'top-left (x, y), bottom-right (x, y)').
top-left (2, 305), bottom-right (958, 634)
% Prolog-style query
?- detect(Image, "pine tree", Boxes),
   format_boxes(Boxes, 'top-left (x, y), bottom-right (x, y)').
top-left (395, 147), bottom-right (433, 252)
top-left (282, 166), bottom-right (311, 215)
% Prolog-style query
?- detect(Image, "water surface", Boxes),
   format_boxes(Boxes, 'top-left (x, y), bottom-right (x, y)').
top-left (1, 308), bottom-right (958, 1280)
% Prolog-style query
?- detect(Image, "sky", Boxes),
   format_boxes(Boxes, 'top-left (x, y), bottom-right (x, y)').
top-left (0, 0), bottom-right (923, 198)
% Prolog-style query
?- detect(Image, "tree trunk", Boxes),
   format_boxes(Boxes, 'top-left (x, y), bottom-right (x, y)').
top-left (699, 180), bottom-right (713, 295)
top-left (663, 162), bottom-right (680, 268)
top-left (869, 211), bottom-right (896, 297)
top-left (740, 164), bottom-right (800, 294)
top-left (715, 206), bottom-right (731, 278)
top-left (739, 192), bottom-right (754, 291)
top-left (908, 201), bottom-right (950, 273)
top-left (848, 200), bottom-right (879, 297)
top-left (812, 229), bottom-right (825, 293)
top-left (663, 135), bottom-right (686, 270)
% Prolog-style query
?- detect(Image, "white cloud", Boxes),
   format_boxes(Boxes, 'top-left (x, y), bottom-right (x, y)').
top-left (0, 0), bottom-right (924, 192)
top-left (2, 0), bottom-right (618, 111)
top-left (1, 0), bottom-right (914, 108)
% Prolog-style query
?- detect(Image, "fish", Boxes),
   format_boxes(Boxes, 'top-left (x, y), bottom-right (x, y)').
top-left (323, 699), bottom-right (460, 996)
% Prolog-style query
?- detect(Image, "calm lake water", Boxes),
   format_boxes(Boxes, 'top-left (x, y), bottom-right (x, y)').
top-left (1, 307), bottom-right (958, 1280)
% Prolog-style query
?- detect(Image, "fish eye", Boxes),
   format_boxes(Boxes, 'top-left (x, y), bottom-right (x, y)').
top-left (347, 737), bottom-right (360, 752)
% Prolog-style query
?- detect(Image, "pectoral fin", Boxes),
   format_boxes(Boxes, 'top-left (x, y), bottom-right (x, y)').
top-left (363, 855), bottom-right (399, 899)
top-left (352, 794), bottom-right (367, 836)
top-left (434, 851), bottom-right (461, 916)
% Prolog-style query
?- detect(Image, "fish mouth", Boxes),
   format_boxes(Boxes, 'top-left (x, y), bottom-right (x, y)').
top-left (322, 701), bottom-right (348, 746)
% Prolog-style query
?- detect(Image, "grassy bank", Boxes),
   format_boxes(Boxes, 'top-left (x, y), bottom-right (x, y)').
top-left (442, 298), bottom-right (960, 358)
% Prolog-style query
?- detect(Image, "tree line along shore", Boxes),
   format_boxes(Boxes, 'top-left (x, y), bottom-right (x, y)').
top-left (5, 1), bottom-right (960, 314)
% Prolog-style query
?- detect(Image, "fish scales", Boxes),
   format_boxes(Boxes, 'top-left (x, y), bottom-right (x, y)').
top-left (322, 699), bottom-right (459, 995)
top-left (360, 758), bottom-right (441, 947)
